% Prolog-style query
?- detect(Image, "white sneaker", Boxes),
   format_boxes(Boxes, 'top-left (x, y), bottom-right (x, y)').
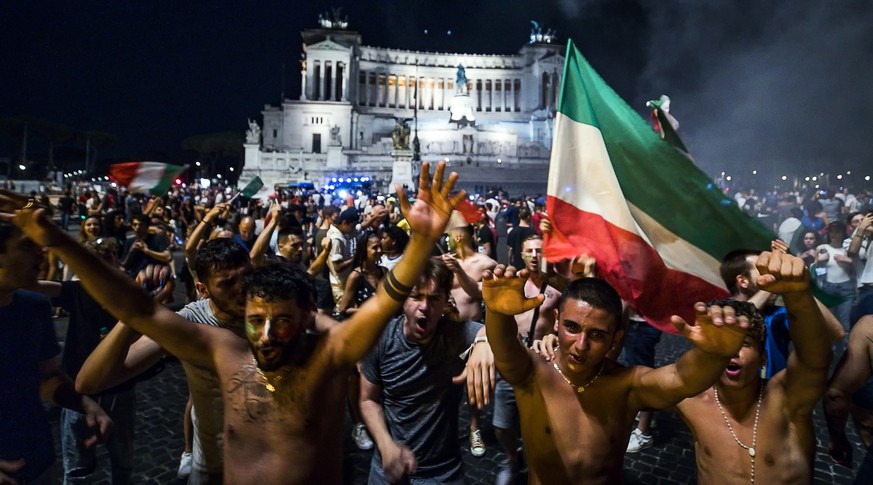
top-left (469, 429), bottom-right (486, 457)
top-left (626, 428), bottom-right (654, 453)
top-left (352, 423), bottom-right (374, 450)
top-left (177, 451), bottom-right (193, 479)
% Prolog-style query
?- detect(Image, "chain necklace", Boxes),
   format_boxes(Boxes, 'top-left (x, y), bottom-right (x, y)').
top-left (252, 356), bottom-right (285, 393)
top-left (713, 380), bottom-right (764, 484)
top-left (552, 361), bottom-right (604, 394)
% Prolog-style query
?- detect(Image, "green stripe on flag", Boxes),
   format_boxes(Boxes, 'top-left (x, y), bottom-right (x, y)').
top-left (151, 164), bottom-right (186, 195)
top-left (239, 176), bottom-right (264, 198)
top-left (557, 40), bottom-right (773, 260)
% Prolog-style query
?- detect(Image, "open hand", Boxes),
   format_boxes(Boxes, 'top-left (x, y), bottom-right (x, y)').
top-left (397, 161), bottom-right (467, 241)
top-left (670, 302), bottom-right (748, 358)
top-left (453, 339), bottom-right (495, 410)
top-left (532, 334), bottom-right (559, 361)
top-left (482, 265), bottom-right (544, 316)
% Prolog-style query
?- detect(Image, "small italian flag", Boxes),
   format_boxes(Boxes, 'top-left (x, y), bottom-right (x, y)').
top-left (545, 40), bottom-right (774, 332)
top-left (109, 162), bottom-right (187, 195)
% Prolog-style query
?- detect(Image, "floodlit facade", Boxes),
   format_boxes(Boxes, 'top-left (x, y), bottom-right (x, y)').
top-left (242, 16), bottom-right (563, 195)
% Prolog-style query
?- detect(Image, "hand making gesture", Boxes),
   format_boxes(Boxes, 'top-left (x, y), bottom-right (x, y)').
top-left (482, 265), bottom-right (545, 317)
top-left (756, 250), bottom-right (810, 295)
top-left (396, 161), bottom-right (467, 241)
top-left (670, 301), bottom-right (749, 358)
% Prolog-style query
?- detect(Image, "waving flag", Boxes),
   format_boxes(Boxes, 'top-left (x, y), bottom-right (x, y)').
top-left (545, 40), bottom-right (774, 332)
top-left (109, 162), bottom-right (186, 195)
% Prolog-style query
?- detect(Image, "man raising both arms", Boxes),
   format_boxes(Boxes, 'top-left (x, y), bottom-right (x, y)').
top-left (0, 162), bottom-right (467, 485)
top-left (676, 251), bottom-right (832, 484)
top-left (482, 264), bottom-right (749, 483)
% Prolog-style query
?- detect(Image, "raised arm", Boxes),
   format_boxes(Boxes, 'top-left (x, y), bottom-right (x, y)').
top-left (185, 202), bottom-right (229, 270)
top-left (442, 252), bottom-right (482, 299)
top-left (482, 265), bottom-right (544, 385)
top-left (759, 251), bottom-right (832, 420)
top-left (306, 236), bottom-right (331, 276)
top-left (326, 162), bottom-right (467, 367)
top-left (825, 315), bottom-right (873, 466)
top-left (631, 301), bottom-right (748, 410)
top-left (76, 323), bottom-right (166, 394)
top-left (0, 190), bottom-right (219, 369)
top-left (250, 202), bottom-right (280, 267)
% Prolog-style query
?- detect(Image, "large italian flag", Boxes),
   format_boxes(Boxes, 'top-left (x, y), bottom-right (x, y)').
top-left (109, 162), bottom-right (186, 195)
top-left (545, 40), bottom-right (774, 333)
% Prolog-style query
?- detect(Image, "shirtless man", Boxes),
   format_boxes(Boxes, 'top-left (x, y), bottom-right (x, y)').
top-left (675, 250), bottom-right (832, 484)
top-left (482, 264), bottom-right (749, 484)
top-left (0, 162), bottom-right (468, 485)
top-left (492, 234), bottom-right (563, 483)
top-left (440, 223), bottom-right (496, 457)
top-left (441, 223), bottom-right (496, 323)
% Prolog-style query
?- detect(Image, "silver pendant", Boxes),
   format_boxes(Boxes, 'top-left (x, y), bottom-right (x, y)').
top-left (748, 448), bottom-right (755, 457)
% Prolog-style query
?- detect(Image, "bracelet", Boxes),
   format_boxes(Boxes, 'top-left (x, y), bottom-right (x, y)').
top-left (460, 336), bottom-right (488, 360)
top-left (473, 335), bottom-right (488, 344)
top-left (386, 270), bottom-right (413, 293)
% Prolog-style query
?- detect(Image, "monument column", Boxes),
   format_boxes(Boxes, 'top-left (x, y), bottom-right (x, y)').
top-left (319, 62), bottom-right (326, 101)
top-left (329, 61), bottom-right (336, 101)
top-left (300, 64), bottom-right (308, 101)
top-left (341, 62), bottom-right (348, 101)
top-left (363, 71), bottom-right (369, 106)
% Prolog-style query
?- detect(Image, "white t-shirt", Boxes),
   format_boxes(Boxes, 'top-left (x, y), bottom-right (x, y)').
top-left (817, 245), bottom-right (852, 284)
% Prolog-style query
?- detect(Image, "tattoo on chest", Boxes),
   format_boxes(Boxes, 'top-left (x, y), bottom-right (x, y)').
top-left (226, 363), bottom-right (281, 424)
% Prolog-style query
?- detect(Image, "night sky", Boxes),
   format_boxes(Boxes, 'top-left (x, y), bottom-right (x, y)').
top-left (2, 0), bottom-right (872, 179)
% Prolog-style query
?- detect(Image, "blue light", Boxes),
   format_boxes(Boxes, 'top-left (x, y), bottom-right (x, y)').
top-left (353, 177), bottom-right (359, 182)
top-left (331, 178), bottom-right (337, 182)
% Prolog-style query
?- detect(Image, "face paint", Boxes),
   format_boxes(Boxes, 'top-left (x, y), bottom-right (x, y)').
top-left (246, 321), bottom-right (257, 337)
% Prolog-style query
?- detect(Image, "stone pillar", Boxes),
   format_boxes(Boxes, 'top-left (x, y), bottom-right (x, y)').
top-left (300, 67), bottom-right (307, 101)
top-left (489, 79), bottom-right (494, 111)
top-left (341, 62), bottom-right (348, 101)
top-left (501, 79), bottom-right (506, 112)
top-left (510, 78), bottom-right (515, 111)
top-left (442, 77), bottom-right (447, 110)
top-left (318, 62), bottom-right (326, 101)
top-left (328, 62), bottom-right (336, 101)
top-left (363, 70), bottom-right (369, 106)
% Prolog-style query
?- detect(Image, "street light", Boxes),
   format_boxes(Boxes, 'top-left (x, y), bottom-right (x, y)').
top-left (195, 161), bottom-right (201, 167)
top-left (18, 164), bottom-right (26, 171)
top-left (781, 175), bottom-right (787, 181)
top-left (229, 167), bottom-right (235, 172)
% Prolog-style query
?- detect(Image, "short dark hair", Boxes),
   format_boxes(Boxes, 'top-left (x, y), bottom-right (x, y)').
top-left (522, 233), bottom-right (543, 246)
top-left (383, 225), bottom-right (409, 252)
top-left (322, 205), bottom-right (340, 218)
top-left (557, 278), bottom-right (622, 327)
top-left (519, 206), bottom-right (532, 221)
top-left (720, 249), bottom-right (758, 296)
top-left (708, 298), bottom-right (767, 350)
top-left (244, 262), bottom-right (316, 311)
top-left (131, 213), bottom-right (150, 227)
top-left (277, 226), bottom-right (304, 245)
top-left (194, 238), bottom-right (251, 280)
top-left (412, 257), bottom-right (454, 299)
top-left (337, 208), bottom-right (359, 225)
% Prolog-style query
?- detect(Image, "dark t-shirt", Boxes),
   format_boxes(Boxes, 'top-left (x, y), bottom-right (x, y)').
top-left (0, 291), bottom-right (60, 482)
top-left (121, 232), bottom-right (168, 276)
top-left (58, 195), bottom-right (75, 213)
top-left (361, 316), bottom-right (482, 481)
top-left (476, 225), bottom-right (497, 260)
top-left (52, 281), bottom-right (131, 389)
top-left (506, 225), bottom-right (536, 268)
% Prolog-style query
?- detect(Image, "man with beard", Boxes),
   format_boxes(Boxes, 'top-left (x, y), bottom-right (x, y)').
top-left (77, 238), bottom-right (251, 484)
top-left (0, 162), bottom-right (469, 485)
top-left (676, 251), bottom-right (833, 484)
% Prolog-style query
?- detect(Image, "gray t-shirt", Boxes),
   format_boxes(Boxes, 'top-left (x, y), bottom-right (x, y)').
top-left (177, 299), bottom-right (245, 481)
top-left (361, 315), bottom-right (482, 482)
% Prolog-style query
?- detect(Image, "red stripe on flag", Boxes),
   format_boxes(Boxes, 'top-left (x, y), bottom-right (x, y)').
top-left (108, 162), bottom-right (141, 187)
top-left (545, 196), bottom-right (728, 334)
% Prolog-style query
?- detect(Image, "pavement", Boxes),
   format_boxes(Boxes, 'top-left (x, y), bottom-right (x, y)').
top-left (45, 223), bottom-right (867, 484)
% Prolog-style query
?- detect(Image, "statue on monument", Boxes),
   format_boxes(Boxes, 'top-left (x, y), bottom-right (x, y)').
top-left (329, 124), bottom-right (342, 145)
top-left (391, 119), bottom-right (411, 150)
top-left (246, 119), bottom-right (261, 144)
top-left (455, 64), bottom-right (468, 94)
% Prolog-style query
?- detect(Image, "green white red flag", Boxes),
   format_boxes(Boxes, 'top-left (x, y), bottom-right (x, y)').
top-left (109, 162), bottom-right (186, 195)
top-left (545, 40), bottom-right (774, 333)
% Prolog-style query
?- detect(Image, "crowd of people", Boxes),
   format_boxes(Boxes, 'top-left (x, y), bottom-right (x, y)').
top-left (1, 168), bottom-right (873, 484)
